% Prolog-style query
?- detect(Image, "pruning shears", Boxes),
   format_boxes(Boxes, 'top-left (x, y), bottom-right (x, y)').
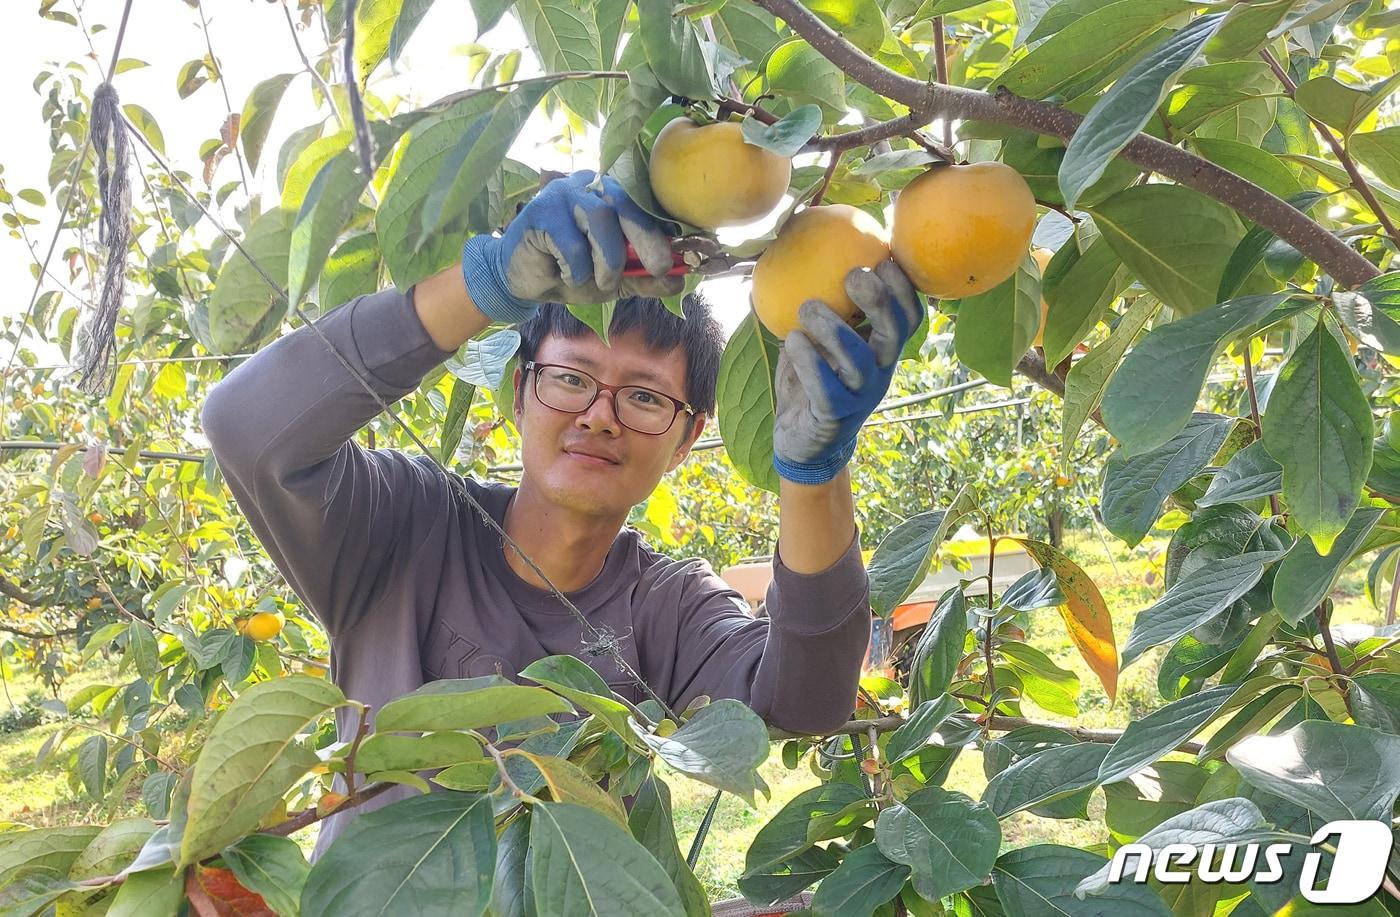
top-left (623, 236), bottom-right (744, 278)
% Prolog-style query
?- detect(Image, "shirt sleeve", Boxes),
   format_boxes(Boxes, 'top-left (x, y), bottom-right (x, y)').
top-left (657, 527), bottom-right (871, 735)
top-left (199, 286), bottom-right (457, 635)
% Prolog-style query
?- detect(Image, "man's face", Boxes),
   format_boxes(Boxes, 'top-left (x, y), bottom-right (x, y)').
top-left (513, 328), bottom-right (707, 518)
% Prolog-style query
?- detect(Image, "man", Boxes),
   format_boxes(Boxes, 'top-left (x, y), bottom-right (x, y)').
top-left (201, 170), bottom-right (923, 857)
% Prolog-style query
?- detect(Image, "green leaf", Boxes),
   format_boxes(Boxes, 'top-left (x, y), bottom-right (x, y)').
top-left (530, 802), bottom-right (686, 917)
top-left (1059, 14), bottom-right (1225, 211)
top-left (122, 104), bottom-right (166, 157)
top-left (805, 0), bottom-right (888, 56)
top-left (514, 0), bottom-right (605, 121)
top-left (1062, 295), bottom-right (1159, 458)
top-left (638, 0), bottom-right (716, 100)
top-left (909, 588), bottom-right (969, 708)
top-left (417, 84), bottom-right (553, 248)
top-left (375, 677), bottom-right (572, 733)
top-left (77, 734), bottom-right (107, 800)
top-left (1090, 184), bottom-right (1245, 316)
top-left (287, 150), bottom-right (367, 307)
top-left (1352, 673), bottom-right (1400, 734)
top-left (743, 782), bottom-right (868, 877)
top-left (1096, 684), bottom-right (1234, 785)
top-left (0, 870), bottom-right (80, 915)
top-left (874, 785), bottom-right (1000, 900)
top-left (519, 654), bottom-right (648, 750)
top-left (352, 0), bottom-right (404, 85)
top-left (994, 0), bottom-right (1197, 101)
top-left (629, 775), bottom-right (710, 917)
top-left (1294, 73), bottom-right (1400, 137)
top-left (810, 843), bottom-right (910, 917)
top-left (981, 742), bottom-right (1109, 817)
top-left (353, 731), bottom-right (484, 773)
top-left (107, 865), bottom-right (184, 917)
top-left (222, 834), bottom-right (310, 917)
top-left (998, 568), bottom-right (1066, 613)
top-left (207, 207), bottom-right (294, 353)
top-left (375, 94), bottom-right (509, 287)
top-left (301, 791), bottom-right (497, 917)
top-left (738, 845), bottom-right (840, 907)
top-left (982, 726), bottom-right (1094, 819)
top-left (867, 510), bottom-right (951, 618)
top-left (639, 699), bottom-right (770, 804)
top-left (181, 676), bottom-right (344, 866)
top-left (766, 39), bottom-right (847, 121)
top-left (884, 695), bottom-right (961, 766)
top-left (0, 826), bottom-right (101, 887)
top-left (1197, 441), bottom-right (1283, 507)
top-left (716, 313), bottom-right (781, 494)
top-left (741, 105), bottom-right (822, 158)
top-left (566, 302), bottom-right (616, 345)
top-left (388, 0), bottom-right (434, 63)
top-left (994, 845), bottom-right (1172, 916)
top-left (1102, 292), bottom-right (1295, 455)
top-left (445, 329), bottom-right (521, 389)
top-left (1263, 315), bottom-right (1374, 554)
top-left (1333, 288), bottom-right (1400, 355)
top-left (1216, 193), bottom-right (1328, 303)
top-left (952, 255), bottom-right (1041, 387)
top-left (1120, 549), bottom-right (1286, 668)
top-left (68, 817), bottom-right (156, 880)
top-left (1074, 798), bottom-right (1285, 897)
top-left (1271, 506), bottom-right (1384, 624)
top-left (320, 232), bottom-right (382, 312)
top-left (1101, 413), bottom-right (1232, 546)
top-left (1189, 137), bottom-right (1306, 201)
top-left (1228, 720), bottom-right (1400, 822)
top-left (600, 66), bottom-right (668, 178)
top-left (997, 641), bottom-right (1081, 716)
top-left (1204, 0), bottom-right (1298, 60)
top-left (1351, 126), bottom-right (1400, 188)
top-left (1041, 235), bottom-right (1130, 368)
top-left (239, 73), bottom-right (297, 175)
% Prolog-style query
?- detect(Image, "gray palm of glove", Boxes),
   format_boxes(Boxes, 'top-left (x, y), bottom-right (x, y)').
top-left (772, 260), bottom-right (925, 485)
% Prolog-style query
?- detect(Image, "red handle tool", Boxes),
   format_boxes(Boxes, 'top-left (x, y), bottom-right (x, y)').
top-left (623, 241), bottom-right (690, 277)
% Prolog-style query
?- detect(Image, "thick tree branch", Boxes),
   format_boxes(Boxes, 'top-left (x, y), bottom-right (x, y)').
top-left (804, 113), bottom-right (954, 160)
top-left (0, 573), bottom-right (61, 608)
top-left (748, 0), bottom-right (1381, 289)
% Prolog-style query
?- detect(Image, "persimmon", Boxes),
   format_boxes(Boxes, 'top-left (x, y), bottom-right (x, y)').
top-left (648, 117), bottom-right (791, 229)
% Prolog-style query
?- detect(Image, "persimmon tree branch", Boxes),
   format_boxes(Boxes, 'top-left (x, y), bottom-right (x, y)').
top-left (747, 0), bottom-right (1381, 290)
top-left (769, 713), bottom-right (1205, 754)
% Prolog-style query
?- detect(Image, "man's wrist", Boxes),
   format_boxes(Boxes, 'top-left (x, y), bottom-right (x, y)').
top-left (773, 434), bottom-right (859, 485)
top-left (461, 235), bottom-right (536, 325)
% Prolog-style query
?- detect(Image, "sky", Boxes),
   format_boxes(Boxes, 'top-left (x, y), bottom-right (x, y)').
top-left (0, 0), bottom-right (761, 367)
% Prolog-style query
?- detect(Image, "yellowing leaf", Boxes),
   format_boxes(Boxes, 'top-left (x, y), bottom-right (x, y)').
top-left (1010, 538), bottom-right (1118, 702)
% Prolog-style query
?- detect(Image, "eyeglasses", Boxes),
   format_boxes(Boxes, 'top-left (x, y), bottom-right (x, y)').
top-left (524, 361), bottom-right (696, 436)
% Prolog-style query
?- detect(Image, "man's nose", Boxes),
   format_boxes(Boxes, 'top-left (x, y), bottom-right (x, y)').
top-left (577, 389), bottom-right (623, 434)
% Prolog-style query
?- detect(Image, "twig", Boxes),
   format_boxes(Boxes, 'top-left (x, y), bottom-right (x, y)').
top-left (811, 152), bottom-right (842, 206)
top-left (1260, 48), bottom-right (1400, 250)
top-left (195, 0), bottom-right (250, 192)
top-left (746, 0), bottom-right (1380, 289)
top-left (342, 704), bottom-right (372, 796)
top-left (1313, 603), bottom-right (1355, 718)
top-left (263, 780), bottom-right (396, 837)
top-left (282, 0), bottom-right (345, 129)
top-left (933, 17), bottom-right (952, 147)
top-left (1347, 635), bottom-right (1400, 675)
top-left (716, 97), bottom-right (779, 124)
top-left (342, 0), bottom-right (375, 180)
top-left (984, 534), bottom-right (998, 701)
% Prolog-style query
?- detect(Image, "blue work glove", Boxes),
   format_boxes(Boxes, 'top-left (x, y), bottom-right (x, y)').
top-left (772, 260), bottom-right (925, 485)
top-left (461, 170), bottom-right (684, 324)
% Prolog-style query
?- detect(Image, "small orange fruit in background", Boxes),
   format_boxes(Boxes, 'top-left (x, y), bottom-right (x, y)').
top-left (241, 612), bottom-right (284, 641)
top-left (751, 204), bottom-right (890, 339)
top-left (86, 596), bottom-right (102, 610)
top-left (648, 117), bottom-right (792, 230)
top-left (891, 162), bottom-right (1036, 299)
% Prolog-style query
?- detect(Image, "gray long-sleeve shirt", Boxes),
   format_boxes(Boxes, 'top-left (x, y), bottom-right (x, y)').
top-left (199, 283), bottom-right (872, 857)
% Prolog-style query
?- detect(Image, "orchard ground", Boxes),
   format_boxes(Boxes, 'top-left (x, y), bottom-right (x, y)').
top-left (0, 529), bottom-right (1383, 902)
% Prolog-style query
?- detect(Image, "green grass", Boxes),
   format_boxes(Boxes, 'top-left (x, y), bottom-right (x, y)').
top-left (0, 527), bottom-right (1391, 904)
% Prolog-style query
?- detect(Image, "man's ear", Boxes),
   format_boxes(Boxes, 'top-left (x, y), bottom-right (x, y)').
top-left (668, 412), bottom-right (707, 471)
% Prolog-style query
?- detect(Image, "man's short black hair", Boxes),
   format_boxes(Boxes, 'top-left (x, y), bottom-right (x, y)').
top-left (516, 292), bottom-right (725, 435)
